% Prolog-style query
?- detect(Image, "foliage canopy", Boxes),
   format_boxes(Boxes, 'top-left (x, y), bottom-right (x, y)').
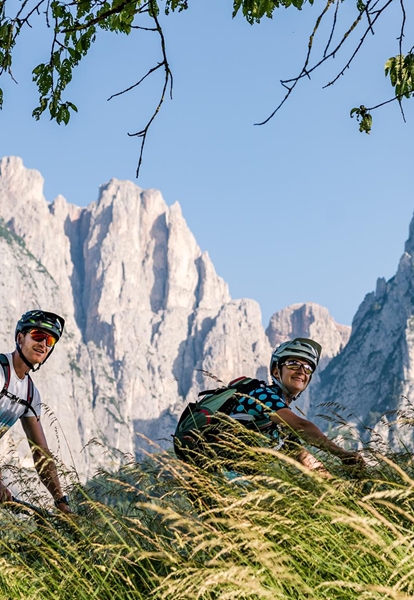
top-left (0, 0), bottom-right (412, 174)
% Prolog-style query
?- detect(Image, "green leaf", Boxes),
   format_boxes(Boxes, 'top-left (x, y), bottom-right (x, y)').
top-left (360, 113), bottom-right (372, 134)
top-left (232, 0), bottom-right (243, 18)
top-left (385, 53), bottom-right (414, 99)
top-left (62, 106), bottom-right (70, 125)
top-left (350, 105), bottom-right (372, 134)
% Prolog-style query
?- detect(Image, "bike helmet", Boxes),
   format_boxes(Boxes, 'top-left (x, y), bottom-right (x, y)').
top-left (15, 310), bottom-right (65, 371)
top-left (270, 337), bottom-right (322, 397)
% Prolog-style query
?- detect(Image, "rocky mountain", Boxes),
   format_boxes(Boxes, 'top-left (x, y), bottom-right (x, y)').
top-left (309, 217), bottom-right (414, 449)
top-left (266, 303), bottom-right (350, 369)
top-left (0, 156), bottom-right (349, 481)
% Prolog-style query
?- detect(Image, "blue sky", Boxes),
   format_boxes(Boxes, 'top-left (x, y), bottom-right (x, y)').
top-left (1, 0), bottom-right (413, 327)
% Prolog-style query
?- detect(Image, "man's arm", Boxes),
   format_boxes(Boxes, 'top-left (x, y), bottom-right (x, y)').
top-left (0, 470), bottom-right (12, 501)
top-left (270, 408), bottom-right (365, 466)
top-left (21, 417), bottom-right (71, 513)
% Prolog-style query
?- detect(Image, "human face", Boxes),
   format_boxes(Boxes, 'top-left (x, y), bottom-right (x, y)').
top-left (18, 330), bottom-right (54, 365)
top-left (278, 358), bottom-right (313, 396)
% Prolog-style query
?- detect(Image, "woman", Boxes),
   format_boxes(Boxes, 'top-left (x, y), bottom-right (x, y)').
top-left (229, 337), bottom-right (364, 474)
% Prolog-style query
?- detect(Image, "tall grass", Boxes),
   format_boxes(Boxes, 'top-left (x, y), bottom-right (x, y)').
top-left (1, 423), bottom-right (414, 599)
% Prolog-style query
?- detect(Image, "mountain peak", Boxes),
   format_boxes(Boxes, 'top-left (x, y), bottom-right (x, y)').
top-left (266, 302), bottom-right (350, 363)
top-left (0, 156), bottom-right (357, 474)
top-left (405, 212), bottom-right (414, 256)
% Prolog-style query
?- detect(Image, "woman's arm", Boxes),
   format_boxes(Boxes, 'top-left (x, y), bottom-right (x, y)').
top-left (271, 408), bottom-right (364, 466)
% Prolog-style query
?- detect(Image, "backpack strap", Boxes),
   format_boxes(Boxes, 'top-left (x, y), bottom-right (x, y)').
top-left (0, 353), bottom-right (11, 397)
top-left (21, 375), bottom-right (37, 419)
top-left (0, 354), bottom-right (38, 420)
top-left (198, 376), bottom-right (259, 399)
top-left (179, 376), bottom-right (260, 435)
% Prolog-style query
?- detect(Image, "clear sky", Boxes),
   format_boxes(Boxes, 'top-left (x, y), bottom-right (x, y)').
top-left (1, 0), bottom-right (413, 328)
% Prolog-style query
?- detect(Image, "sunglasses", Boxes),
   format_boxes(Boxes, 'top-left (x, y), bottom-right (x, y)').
top-left (283, 360), bottom-right (314, 376)
top-left (28, 329), bottom-right (57, 348)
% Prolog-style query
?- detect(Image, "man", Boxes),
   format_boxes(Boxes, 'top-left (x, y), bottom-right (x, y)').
top-left (0, 310), bottom-right (71, 513)
top-left (229, 338), bottom-right (364, 473)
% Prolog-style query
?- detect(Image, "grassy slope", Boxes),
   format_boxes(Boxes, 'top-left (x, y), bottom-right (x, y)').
top-left (1, 426), bottom-right (414, 600)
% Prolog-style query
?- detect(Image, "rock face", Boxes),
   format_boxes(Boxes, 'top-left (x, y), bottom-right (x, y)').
top-left (310, 216), bottom-right (414, 448)
top-left (266, 303), bottom-right (351, 368)
top-left (0, 156), bottom-right (350, 479)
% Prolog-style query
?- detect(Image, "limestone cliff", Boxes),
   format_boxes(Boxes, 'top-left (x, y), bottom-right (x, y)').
top-left (310, 216), bottom-right (414, 449)
top-left (0, 156), bottom-right (350, 478)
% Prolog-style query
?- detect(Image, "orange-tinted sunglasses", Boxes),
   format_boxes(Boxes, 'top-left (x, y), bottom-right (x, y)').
top-left (28, 329), bottom-right (57, 348)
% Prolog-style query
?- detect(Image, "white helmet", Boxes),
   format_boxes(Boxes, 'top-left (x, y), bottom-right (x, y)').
top-left (270, 338), bottom-right (322, 396)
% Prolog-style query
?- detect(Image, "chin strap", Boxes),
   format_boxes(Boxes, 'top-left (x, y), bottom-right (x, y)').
top-left (15, 343), bottom-right (41, 372)
top-left (271, 374), bottom-right (309, 402)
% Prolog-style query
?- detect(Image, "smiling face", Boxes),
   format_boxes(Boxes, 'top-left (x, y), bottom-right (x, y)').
top-left (17, 330), bottom-right (53, 365)
top-left (273, 357), bottom-right (313, 397)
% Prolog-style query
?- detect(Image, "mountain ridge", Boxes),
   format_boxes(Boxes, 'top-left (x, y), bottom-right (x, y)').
top-left (0, 156), bottom-right (352, 478)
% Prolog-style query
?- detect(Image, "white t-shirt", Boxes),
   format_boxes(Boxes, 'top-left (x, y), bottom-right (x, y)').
top-left (0, 353), bottom-right (42, 440)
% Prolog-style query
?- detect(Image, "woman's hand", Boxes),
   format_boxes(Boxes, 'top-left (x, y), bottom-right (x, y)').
top-left (340, 451), bottom-right (365, 468)
top-left (55, 501), bottom-right (73, 514)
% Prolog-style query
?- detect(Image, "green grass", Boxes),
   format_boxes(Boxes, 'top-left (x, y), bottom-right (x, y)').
top-left (1, 424), bottom-right (414, 599)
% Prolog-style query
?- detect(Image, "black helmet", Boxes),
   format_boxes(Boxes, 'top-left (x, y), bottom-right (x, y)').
top-left (15, 310), bottom-right (65, 371)
top-left (15, 310), bottom-right (65, 342)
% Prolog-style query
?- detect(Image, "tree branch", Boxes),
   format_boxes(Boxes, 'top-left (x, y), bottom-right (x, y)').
top-left (62, 0), bottom-right (148, 33)
top-left (107, 62), bottom-right (163, 100)
top-left (255, 0), bottom-right (398, 128)
top-left (255, 0), bottom-right (335, 126)
top-left (125, 0), bottom-right (173, 178)
top-left (365, 90), bottom-right (414, 112)
top-left (323, 0), bottom-right (394, 88)
top-left (323, 0), bottom-right (340, 58)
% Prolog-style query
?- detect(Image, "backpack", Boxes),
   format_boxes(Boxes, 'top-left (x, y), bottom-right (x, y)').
top-left (173, 376), bottom-right (261, 462)
top-left (0, 354), bottom-right (38, 419)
